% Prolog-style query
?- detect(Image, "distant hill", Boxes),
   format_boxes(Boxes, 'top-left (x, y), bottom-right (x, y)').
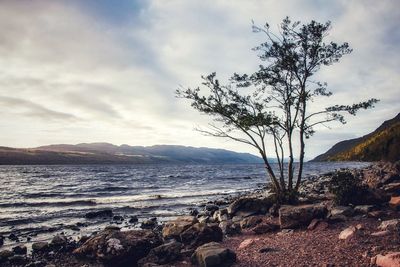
top-left (0, 143), bottom-right (263, 165)
top-left (312, 113), bottom-right (400, 162)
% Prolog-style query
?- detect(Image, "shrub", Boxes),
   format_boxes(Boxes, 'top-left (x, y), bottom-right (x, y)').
top-left (329, 170), bottom-right (365, 205)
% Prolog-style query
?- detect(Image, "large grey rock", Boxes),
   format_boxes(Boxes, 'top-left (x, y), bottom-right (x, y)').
top-left (162, 216), bottom-right (197, 240)
top-left (0, 250), bottom-right (14, 261)
top-left (12, 245), bottom-right (27, 255)
top-left (227, 196), bottom-right (274, 216)
top-left (239, 215), bottom-right (263, 229)
top-left (330, 206), bottom-right (354, 217)
top-left (51, 234), bottom-right (67, 247)
top-left (252, 222), bottom-right (279, 234)
top-left (73, 228), bottom-right (162, 265)
top-left (279, 204), bottom-right (327, 229)
top-left (219, 220), bottom-right (241, 236)
top-left (191, 242), bottom-right (236, 267)
top-left (180, 223), bottom-right (223, 247)
top-left (138, 241), bottom-right (182, 266)
top-left (32, 242), bottom-right (49, 252)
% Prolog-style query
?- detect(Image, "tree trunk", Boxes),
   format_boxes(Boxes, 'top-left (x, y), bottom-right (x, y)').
top-left (287, 132), bottom-right (294, 190)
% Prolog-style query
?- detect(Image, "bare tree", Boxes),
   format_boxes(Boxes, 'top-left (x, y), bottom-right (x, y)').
top-left (177, 17), bottom-right (378, 203)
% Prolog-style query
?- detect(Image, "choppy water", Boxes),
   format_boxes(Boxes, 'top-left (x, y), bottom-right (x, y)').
top-left (0, 162), bottom-right (369, 247)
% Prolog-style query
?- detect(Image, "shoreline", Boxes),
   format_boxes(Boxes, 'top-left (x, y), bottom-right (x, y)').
top-left (1, 161), bottom-right (399, 266)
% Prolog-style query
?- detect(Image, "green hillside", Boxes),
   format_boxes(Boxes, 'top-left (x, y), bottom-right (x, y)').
top-left (312, 113), bottom-right (400, 162)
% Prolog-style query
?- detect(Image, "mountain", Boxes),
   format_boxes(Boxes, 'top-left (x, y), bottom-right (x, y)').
top-left (0, 143), bottom-right (263, 165)
top-left (312, 113), bottom-right (400, 162)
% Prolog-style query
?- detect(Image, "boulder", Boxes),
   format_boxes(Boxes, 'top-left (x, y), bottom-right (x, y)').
top-left (180, 223), bottom-right (223, 247)
top-left (191, 242), bottom-right (236, 267)
top-left (372, 252), bottom-right (400, 267)
top-left (227, 196), bottom-right (274, 216)
top-left (339, 226), bottom-right (356, 240)
top-left (73, 228), bottom-right (162, 265)
top-left (12, 245), bottom-right (27, 255)
top-left (32, 242), bottom-right (49, 252)
top-left (85, 209), bottom-right (113, 219)
top-left (219, 221), bottom-right (241, 236)
top-left (252, 222), bottom-right (279, 234)
top-left (138, 241), bottom-right (182, 266)
top-left (378, 219), bottom-right (400, 231)
top-left (129, 215), bottom-right (139, 223)
top-left (8, 255), bottom-right (27, 265)
top-left (162, 216), bottom-right (198, 240)
top-left (141, 219), bottom-right (157, 229)
top-left (239, 215), bottom-right (263, 229)
top-left (51, 234), bottom-right (67, 247)
top-left (279, 204), bottom-right (327, 229)
top-left (0, 250), bottom-right (14, 261)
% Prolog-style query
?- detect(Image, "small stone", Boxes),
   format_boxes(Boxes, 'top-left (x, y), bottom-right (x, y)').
top-left (85, 209), bottom-right (113, 219)
top-left (371, 230), bottom-right (390, 237)
top-left (330, 206), bottom-right (354, 217)
top-left (259, 247), bottom-right (276, 253)
top-left (375, 252), bottom-right (400, 267)
top-left (378, 219), bottom-right (400, 231)
top-left (339, 226), bottom-right (356, 240)
top-left (356, 224), bottom-right (363, 230)
top-left (238, 238), bottom-right (260, 249)
top-left (277, 229), bottom-right (294, 235)
top-left (389, 196), bottom-right (400, 210)
top-left (129, 215), bottom-right (138, 223)
top-left (113, 215), bottom-right (124, 221)
top-left (307, 219), bottom-right (321, 230)
top-left (8, 233), bottom-right (19, 242)
top-left (354, 205), bottom-right (374, 214)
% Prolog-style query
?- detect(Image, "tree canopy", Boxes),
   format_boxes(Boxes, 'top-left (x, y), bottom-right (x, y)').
top-left (177, 17), bottom-right (379, 203)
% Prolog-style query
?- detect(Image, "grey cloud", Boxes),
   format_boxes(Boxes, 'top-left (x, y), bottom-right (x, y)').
top-left (0, 96), bottom-right (79, 121)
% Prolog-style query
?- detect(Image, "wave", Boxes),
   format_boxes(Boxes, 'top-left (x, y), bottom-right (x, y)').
top-left (0, 199), bottom-right (97, 208)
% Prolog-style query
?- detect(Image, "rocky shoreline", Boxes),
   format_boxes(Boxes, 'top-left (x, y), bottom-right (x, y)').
top-left (1, 161), bottom-right (400, 267)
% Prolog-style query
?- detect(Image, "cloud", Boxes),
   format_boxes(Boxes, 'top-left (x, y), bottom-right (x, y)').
top-left (0, 0), bottom-right (398, 158)
top-left (0, 96), bottom-right (78, 121)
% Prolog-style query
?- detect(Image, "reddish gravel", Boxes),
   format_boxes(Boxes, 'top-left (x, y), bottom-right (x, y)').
top-left (222, 217), bottom-right (400, 267)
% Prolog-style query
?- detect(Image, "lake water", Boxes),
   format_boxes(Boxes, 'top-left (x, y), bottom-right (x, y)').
top-left (0, 162), bottom-right (369, 247)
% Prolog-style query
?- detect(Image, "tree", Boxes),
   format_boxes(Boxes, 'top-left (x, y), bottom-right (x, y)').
top-left (176, 17), bottom-right (379, 203)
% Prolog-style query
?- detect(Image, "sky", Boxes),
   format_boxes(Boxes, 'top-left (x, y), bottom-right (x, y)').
top-left (0, 0), bottom-right (399, 160)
